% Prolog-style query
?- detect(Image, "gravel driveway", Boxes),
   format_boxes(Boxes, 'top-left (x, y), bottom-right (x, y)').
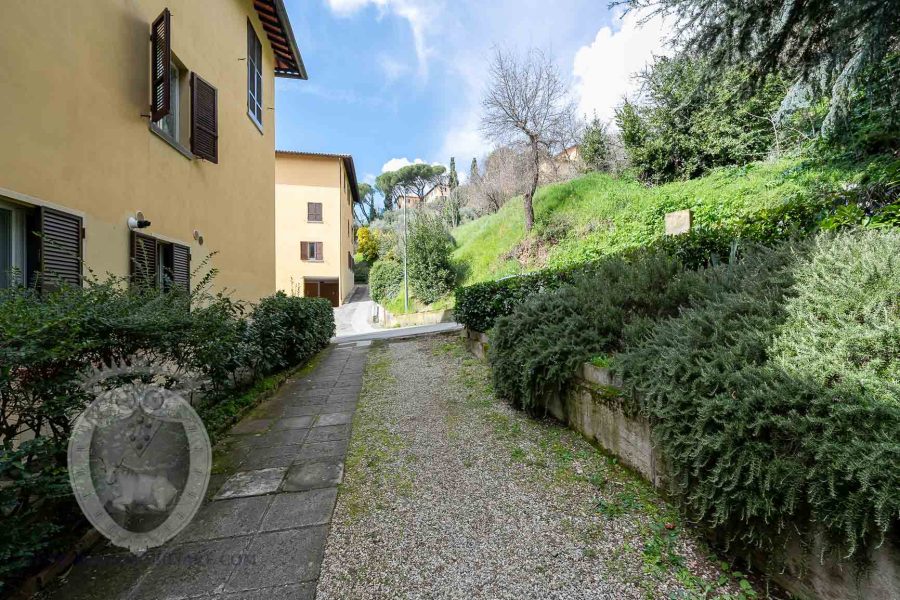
top-left (317, 335), bottom-right (762, 599)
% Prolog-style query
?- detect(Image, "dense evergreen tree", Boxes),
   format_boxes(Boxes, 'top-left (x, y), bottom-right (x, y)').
top-left (621, 0), bottom-right (900, 136)
top-left (448, 157), bottom-right (459, 189)
top-left (615, 56), bottom-right (790, 183)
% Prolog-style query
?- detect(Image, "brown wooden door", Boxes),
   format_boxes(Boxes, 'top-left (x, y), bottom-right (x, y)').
top-left (304, 280), bottom-right (339, 307)
top-left (320, 281), bottom-right (339, 307)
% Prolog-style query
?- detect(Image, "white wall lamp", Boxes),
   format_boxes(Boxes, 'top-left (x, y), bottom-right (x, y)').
top-left (127, 211), bottom-right (152, 231)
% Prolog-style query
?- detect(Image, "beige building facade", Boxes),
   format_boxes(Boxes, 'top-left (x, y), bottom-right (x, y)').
top-left (275, 151), bottom-right (358, 306)
top-left (0, 0), bottom-right (306, 302)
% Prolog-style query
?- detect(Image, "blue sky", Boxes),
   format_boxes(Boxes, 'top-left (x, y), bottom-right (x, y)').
top-left (275, 0), bottom-right (670, 186)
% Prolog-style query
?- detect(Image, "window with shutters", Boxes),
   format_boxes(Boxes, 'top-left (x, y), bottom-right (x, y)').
top-left (0, 201), bottom-right (82, 291)
top-left (307, 202), bottom-right (323, 223)
top-left (191, 73), bottom-right (219, 163)
top-left (247, 21), bottom-right (263, 131)
top-left (301, 241), bottom-right (323, 262)
top-left (131, 232), bottom-right (190, 292)
top-left (153, 61), bottom-right (180, 141)
top-left (0, 200), bottom-right (28, 289)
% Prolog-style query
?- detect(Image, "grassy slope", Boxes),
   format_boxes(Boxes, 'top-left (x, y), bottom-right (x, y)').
top-left (451, 158), bottom-right (865, 285)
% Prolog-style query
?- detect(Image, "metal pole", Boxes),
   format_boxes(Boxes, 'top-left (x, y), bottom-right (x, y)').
top-left (403, 197), bottom-right (409, 312)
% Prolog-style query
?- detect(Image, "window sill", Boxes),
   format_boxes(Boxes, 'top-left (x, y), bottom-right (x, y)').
top-left (303, 259), bottom-right (324, 263)
top-left (306, 220), bottom-right (324, 224)
top-left (247, 110), bottom-right (264, 134)
top-left (149, 124), bottom-right (194, 160)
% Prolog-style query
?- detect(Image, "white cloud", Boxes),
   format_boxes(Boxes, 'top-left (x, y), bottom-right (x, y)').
top-left (380, 157), bottom-right (447, 173)
top-left (381, 157), bottom-right (425, 172)
top-left (572, 8), bottom-right (672, 123)
top-left (363, 173), bottom-right (376, 184)
top-left (325, 0), bottom-right (437, 78)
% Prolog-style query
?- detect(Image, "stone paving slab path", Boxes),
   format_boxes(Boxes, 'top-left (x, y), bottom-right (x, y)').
top-left (44, 341), bottom-right (370, 600)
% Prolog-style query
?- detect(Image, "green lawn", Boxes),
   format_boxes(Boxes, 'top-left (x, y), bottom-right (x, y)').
top-left (451, 157), bottom-right (871, 285)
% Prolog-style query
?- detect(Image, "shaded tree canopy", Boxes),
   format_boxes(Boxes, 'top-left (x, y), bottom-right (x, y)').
top-left (355, 183), bottom-right (378, 224)
top-left (392, 163), bottom-right (447, 202)
top-left (619, 0), bottom-right (900, 134)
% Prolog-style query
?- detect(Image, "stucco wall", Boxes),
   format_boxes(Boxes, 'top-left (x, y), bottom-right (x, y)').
top-left (275, 153), bottom-right (353, 302)
top-left (0, 0), bottom-right (278, 302)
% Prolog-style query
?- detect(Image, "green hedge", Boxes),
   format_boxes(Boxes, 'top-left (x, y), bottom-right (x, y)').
top-left (0, 278), bottom-right (334, 592)
top-left (488, 230), bottom-right (900, 561)
top-left (369, 258), bottom-right (403, 304)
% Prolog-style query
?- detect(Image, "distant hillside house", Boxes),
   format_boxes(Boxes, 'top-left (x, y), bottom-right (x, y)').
top-left (275, 151), bottom-right (359, 307)
top-left (0, 0), bottom-right (307, 303)
top-left (395, 182), bottom-right (450, 210)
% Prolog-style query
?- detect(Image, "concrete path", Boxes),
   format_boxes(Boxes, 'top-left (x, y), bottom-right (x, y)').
top-left (333, 285), bottom-right (378, 338)
top-left (47, 342), bottom-right (369, 600)
top-left (331, 284), bottom-right (462, 343)
top-left (333, 321), bottom-right (462, 343)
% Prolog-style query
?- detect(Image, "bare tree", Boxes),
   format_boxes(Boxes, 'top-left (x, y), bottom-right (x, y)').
top-left (471, 146), bottom-right (530, 215)
top-left (481, 48), bottom-right (576, 231)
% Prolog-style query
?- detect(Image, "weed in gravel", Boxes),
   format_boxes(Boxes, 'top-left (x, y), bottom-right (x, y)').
top-left (341, 346), bottom-right (413, 521)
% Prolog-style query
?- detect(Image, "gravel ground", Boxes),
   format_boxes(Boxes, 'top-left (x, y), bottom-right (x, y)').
top-left (317, 334), bottom-right (763, 600)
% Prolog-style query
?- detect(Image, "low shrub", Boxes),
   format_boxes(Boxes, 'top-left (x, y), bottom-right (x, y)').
top-left (369, 258), bottom-right (403, 304)
top-left (617, 230), bottom-right (900, 558)
top-left (244, 292), bottom-right (334, 376)
top-left (0, 275), bottom-right (334, 592)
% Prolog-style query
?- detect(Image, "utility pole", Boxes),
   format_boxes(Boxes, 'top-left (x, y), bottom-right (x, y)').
top-left (403, 196), bottom-right (409, 312)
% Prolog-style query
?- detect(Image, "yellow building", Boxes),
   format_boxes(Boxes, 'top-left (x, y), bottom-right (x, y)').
top-left (275, 151), bottom-right (358, 306)
top-left (0, 0), bottom-right (306, 302)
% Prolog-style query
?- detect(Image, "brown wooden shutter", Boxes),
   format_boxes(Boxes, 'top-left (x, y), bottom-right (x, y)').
top-left (150, 8), bottom-right (171, 123)
top-left (190, 73), bottom-right (218, 163)
top-left (171, 243), bottom-right (190, 291)
top-left (131, 231), bottom-right (158, 288)
top-left (316, 242), bottom-right (323, 260)
top-left (38, 207), bottom-right (82, 290)
top-left (300, 242), bottom-right (308, 260)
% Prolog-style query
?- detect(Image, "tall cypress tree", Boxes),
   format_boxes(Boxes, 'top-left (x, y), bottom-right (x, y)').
top-left (469, 158), bottom-right (479, 183)
top-left (448, 157), bottom-right (459, 190)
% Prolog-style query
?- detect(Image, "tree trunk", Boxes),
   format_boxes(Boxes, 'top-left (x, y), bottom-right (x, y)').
top-left (524, 139), bottom-right (540, 231)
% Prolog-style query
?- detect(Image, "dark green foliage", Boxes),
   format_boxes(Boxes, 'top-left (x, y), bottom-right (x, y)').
top-left (617, 231), bottom-right (900, 557)
top-left (615, 56), bottom-right (789, 183)
top-left (354, 260), bottom-right (370, 284)
top-left (621, 0), bottom-right (900, 139)
top-left (824, 53), bottom-right (900, 156)
top-left (580, 113), bottom-right (610, 172)
top-left (244, 292), bottom-right (335, 376)
top-left (407, 213), bottom-right (457, 304)
top-left (490, 250), bottom-right (695, 412)
top-left (448, 157), bottom-right (459, 189)
top-left (369, 258), bottom-right (404, 304)
top-left (455, 267), bottom-right (580, 333)
top-left (0, 277), bottom-right (333, 592)
top-left (487, 231), bottom-right (900, 558)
